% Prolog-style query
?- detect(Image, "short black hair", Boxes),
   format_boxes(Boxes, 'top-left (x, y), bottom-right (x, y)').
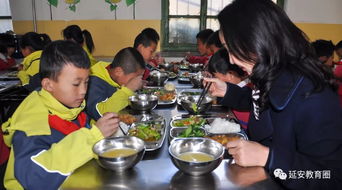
top-left (110, 47), bottom-right (145, 74)
top-left (196, 29), bottom-right (214, 44)
top-left (20, 32), bottom-right (51, 51)
top-left (141, 28), bottom-right (160, 42)
top-left (133, 30), bottom-right (158, 49)
top-left (208, 48), bottom-right (245, 77)
top-left (206, 31), bottom-right (222, 48)
top-left (40, 40), bottom-right (90, 81)
top-left (0, 33), bottom-right (15, 54)
top-left (336, 40), bottom-right (342, 50)
top-left (311, 40), bottom-right (335, 58)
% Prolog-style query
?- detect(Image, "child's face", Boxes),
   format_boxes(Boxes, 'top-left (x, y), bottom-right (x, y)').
top-left (44, 64), bottom-right (89, 108)
top-left (7, 47), bottom-right (15, 57)
top-left (21, 47), bottom-right (32, 57)
top-left (214, 71), bottom-right (242, 84)
top-left (137, 42), bottom-right (157, 62)
top-left (319, 55), bottom-right (334, 67)
top-left (336, 48), bottom-right (342, 59)
top-left (197, 39), bottom-right (207, 56)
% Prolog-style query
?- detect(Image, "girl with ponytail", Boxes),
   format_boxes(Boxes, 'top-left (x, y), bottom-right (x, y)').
top-left (18, 32), bottom-right (51, 91)
top-left (63, 25), bottom-right (97, 66)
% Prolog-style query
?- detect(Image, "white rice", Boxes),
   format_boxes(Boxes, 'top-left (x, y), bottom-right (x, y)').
top-left (205, 118), bottom-right (241, 134)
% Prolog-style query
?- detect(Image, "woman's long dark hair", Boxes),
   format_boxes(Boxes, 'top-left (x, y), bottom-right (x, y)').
top-left (20, 32), bottom-right (51, 51)
top-left (218, 0), bottom-right (335, 111)
top-left (62, 25), bottom-right (95, 53)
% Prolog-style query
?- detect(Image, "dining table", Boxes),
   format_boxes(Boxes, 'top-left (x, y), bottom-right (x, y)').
top-left (0, 70), bottom-right (20, 94)
top-left (60, 77), bottom-right (284, 190)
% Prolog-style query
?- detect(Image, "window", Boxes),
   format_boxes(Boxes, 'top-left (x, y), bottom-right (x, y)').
top-left (0, 0), bottom-right (13, 33)
top-left (161, 0), bottom-right (283, 52)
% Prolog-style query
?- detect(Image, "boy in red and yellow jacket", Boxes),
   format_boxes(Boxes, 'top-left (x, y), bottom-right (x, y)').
top-left (1, 40), bottom-right (119, 190)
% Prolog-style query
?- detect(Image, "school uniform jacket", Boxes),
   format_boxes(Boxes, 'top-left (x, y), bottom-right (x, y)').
top-left (17, 50), bottom-right (42, 86)
top-left (86, 61), bottom-right (134, 120)
top-left (220, 70), bottom-right (342, 189)
top-left (83, 46), bottom-right (98, 67)
top-left (1, 90), bottom-right (104, 190)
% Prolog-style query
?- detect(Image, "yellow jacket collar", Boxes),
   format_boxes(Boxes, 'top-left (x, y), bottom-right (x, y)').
top-left (39, 89), bottom-right (85, 121)
top-left (90, 61), bottom-right (121, 88)
top-left (1, 89), bottom-right (85, 146)
top-left (22, 50), bottom-right (42, 70)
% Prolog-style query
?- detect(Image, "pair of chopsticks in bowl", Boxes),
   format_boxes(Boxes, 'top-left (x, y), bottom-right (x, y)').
top-left (196, 82), bottom-right (212, 107)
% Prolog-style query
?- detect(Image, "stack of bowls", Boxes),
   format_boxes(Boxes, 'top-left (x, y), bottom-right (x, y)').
top-left (149, 71), bottom-right (168, 86)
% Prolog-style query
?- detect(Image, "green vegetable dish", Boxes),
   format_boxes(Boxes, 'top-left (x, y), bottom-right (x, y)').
top-left (178, 124), bottom-right (205, 138)
top-left (128, 123), bottom-right (162, 141)
top-left (172, 116), bottom-right (206, 127)
top-left (191, 103), bottom-right (198, 113)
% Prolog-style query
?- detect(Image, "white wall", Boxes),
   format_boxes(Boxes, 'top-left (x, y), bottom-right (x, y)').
top-left (9, 0), bottom-right (342, 24)
top-left (285, 0), bottom-right (342, 24)
top-left (10, 0), bottom-right (161, 21)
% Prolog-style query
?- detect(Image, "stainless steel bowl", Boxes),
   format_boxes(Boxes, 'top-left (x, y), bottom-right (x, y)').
top-left (189, 73), bottom-right (204, 88)
top-left (189, 63), bottom-right (203, 73)
top-left (93, 136), bottom-right (145, 171)
top-left (169, 137), bottom-right (224, 176)
top-left (180, 95), bottom-right (213, 114)
top-left (149, 71), bottom-right (168, 86)
top-left (129, 94), bottom-right (158, 112)
top-left (159, 63), bottom-right (175, 72)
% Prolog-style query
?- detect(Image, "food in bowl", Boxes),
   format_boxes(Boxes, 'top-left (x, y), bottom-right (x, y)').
top-left (178, 152), bottom-right (214, 162)
top-left (180, 95), bottom-right (213, 114)
top-left (169, 137), bottom-right (224, 176)
top-left (93, 136), bottom-right (145, 171)
top-left (100, 148), bottom-right (138, 158)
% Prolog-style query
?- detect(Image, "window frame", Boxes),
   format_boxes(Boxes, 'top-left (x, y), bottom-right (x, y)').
top-left (161, 0), bottom-right (285, 52)
top-left (0, 0), bottom-right (13, 33)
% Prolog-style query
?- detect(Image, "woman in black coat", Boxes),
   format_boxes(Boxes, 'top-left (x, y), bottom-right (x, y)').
top-left (205, 0), bottom-right (342, 189)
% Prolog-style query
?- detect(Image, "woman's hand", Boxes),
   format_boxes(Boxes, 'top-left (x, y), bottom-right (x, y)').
top-left (226, 139), bottom-right (269, 167)
top-left (227, 164), bottom-right (267, 187)
top-left (203, 77), bottom-right (227, 97)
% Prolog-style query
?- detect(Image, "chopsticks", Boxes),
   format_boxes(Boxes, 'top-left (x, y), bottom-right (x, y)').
top-left (118, 122), bottom-right (128, 136)
top-left (196, 82), bottom-right (212, 107)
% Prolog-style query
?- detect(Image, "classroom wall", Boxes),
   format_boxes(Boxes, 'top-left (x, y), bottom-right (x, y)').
top-left (10, 0), bottom-right (161, 57)
top-left (285, 0), bottom-right (342, 44)
top-left (9, 0), bottom-right (342, 56)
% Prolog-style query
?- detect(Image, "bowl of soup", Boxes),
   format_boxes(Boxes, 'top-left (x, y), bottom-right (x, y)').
top-left (169, 137), bottom-right (224, 176)
top-left (93, 136), bottom-right (145, 171)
